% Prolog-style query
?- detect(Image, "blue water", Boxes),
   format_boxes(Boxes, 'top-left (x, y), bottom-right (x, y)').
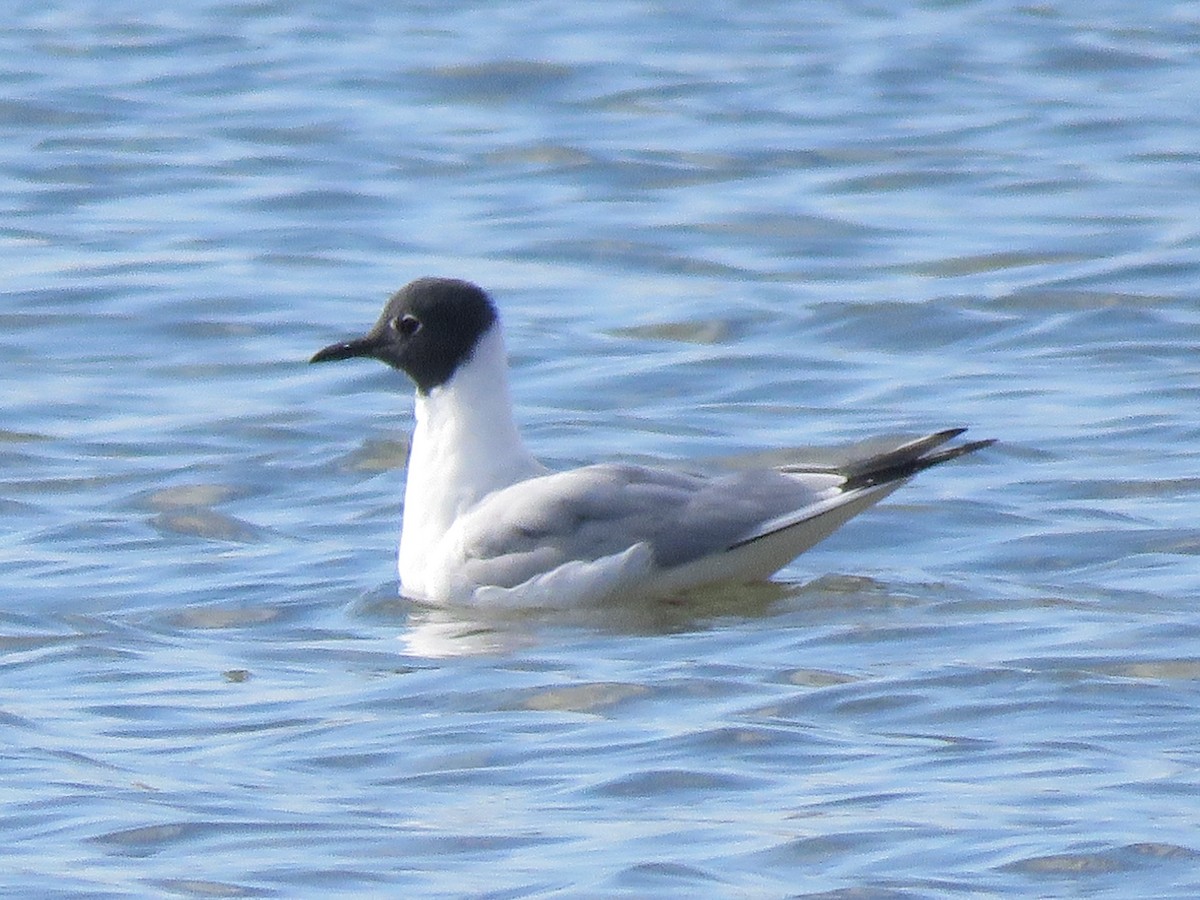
top-left (4, 1), bottom-right (1199, 896)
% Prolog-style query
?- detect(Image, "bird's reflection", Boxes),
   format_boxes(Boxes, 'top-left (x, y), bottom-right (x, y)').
top-left (375, 580), bottom-right (801, 658)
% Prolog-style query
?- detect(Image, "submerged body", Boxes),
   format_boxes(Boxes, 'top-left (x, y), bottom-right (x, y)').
top-left (312, 278), bottom-right (992, 607)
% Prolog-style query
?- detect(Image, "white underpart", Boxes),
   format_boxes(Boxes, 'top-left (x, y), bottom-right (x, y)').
top-left (398, 324), bottom-right (545, 601)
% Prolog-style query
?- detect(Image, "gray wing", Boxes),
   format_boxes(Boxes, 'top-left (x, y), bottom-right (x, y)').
top-left (453, 429), bottom-right (994, 590)
top-left (456, 463), bottom-right (840, 589)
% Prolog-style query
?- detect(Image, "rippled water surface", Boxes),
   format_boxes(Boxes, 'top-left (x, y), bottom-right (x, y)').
top-left (4, 1), bottom-right (1200, 896)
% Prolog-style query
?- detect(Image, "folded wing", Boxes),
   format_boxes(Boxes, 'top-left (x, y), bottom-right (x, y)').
top-left (453, 429), bottom-right (992, 594)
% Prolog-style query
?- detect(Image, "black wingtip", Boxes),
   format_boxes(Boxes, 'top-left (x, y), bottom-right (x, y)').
top-left (839, 430), bottom-right (994, 492)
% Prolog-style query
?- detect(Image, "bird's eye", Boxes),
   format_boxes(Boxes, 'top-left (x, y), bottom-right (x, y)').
top-left (391, 314), bottom-right (422, 337)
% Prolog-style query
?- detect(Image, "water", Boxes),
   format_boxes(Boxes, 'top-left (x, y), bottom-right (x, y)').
top-left (3, 1), bottom-right (1199, 896)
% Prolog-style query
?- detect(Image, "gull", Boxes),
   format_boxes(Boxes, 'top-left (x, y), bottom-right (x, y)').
top-left (311, 277), bottom-right (992, 608)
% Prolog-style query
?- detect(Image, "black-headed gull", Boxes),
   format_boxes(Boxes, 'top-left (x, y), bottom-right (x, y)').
top-left (311, 277), bottom-right (992, 607)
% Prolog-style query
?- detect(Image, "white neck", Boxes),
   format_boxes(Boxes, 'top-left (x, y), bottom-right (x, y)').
top-left (397, 326), bottom-right (544, 592)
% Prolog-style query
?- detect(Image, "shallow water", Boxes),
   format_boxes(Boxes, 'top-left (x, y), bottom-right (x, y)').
top-left (3, 1), bottom-right (1200, 896)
